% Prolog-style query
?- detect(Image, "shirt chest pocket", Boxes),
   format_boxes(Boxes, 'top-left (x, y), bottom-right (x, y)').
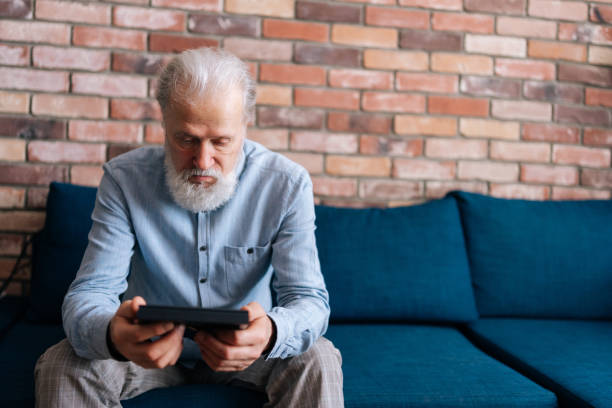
top-left (224, 244), bottom-right (272, 299)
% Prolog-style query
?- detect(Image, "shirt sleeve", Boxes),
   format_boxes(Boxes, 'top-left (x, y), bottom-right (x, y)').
top-left (62, 164), bottom-right (134, 360)
top-left (266, 170), bottom-right (330, 359)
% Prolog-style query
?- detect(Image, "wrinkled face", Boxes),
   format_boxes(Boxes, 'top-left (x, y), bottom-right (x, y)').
top-left (163, 87), bottom-right (246, 188)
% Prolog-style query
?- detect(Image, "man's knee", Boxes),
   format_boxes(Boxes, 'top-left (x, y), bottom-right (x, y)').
top-left (293, 337), bottom-right (343, 377)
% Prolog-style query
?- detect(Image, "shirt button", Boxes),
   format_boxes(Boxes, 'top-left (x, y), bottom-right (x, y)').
top-left (247, 248), bottom-right (254, 254)
top-left (199, 278), bottom-right (207, 284)
top-left (199, 245), bottom-right (207, 251)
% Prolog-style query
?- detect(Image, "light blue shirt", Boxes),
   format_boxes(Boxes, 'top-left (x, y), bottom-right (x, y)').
top-left (62, 140), bottom-right (330, 362)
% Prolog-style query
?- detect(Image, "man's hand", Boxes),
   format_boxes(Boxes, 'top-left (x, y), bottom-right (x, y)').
top-left (108, 296), bottom-right (185, 369)
top-left (193, 302), bottom-right (275, 372)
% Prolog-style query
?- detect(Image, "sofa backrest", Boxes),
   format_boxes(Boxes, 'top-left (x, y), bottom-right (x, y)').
top-left (450, 191), bottom-right (612, 319)
top-left (315, 196), bottom-right (479, 323)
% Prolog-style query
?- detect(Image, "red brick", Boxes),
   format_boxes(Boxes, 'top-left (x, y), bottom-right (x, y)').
top-left (495, 58), bottom-right (555, 80)
top-left (225, 38), bottom-right (292, 61)
top-left (360, 136), bottom-right (423, 157)
top-left (466, 34), bottom-right (526, 57)
top-left (460, 76), bottom-right (520, 98)
top-left (33, 46), bottom-right (109, 71)
top-left (225, 0), bottom-right (294, 18)
top-left (426, 181), bottom-right (487, 198)
top-left (428, 96), bottom-right (489, 117)
top-left (0, 117), bottom-right (65, 140)
top-left (26, 187), bottom-right (49, 208)
top-left (282, 153), bottom-right (324, 174)
top-left (71, 165), bottom-right (104, 187)
top-left (188, 14), bottom-right (258, 36)
top-left (0, 44), bottom-right (29, 66)
top-left (490, 184), bottom-right (550, 200)
top-left (28, 141), bottom-right (106, 164)
top-left (497, 17), bottom-right (556, 38)
top-left (145, 123), bottom-right (164, 144)
top-left (491, 141), bottom-right (550, 162)
top-left (366, 7), bottom-right (429, 29)
top-left (465, 0), bottom-right (526, 14)
top-left (584, 128), bottom-right (612, 146)
top-left (258, 107), bottom-right (324, 129)
top-left (555, 105), bottom-right (610, 126)
top-left (295, 88), bottom-right (359, 110)
top-left (256, 85), bottom-right (292, 106)
top-left (328, 112), bottom-right (391, 134)
top-left (395, 116), bottom-right (456, 136)
top-left (36, 0), bottom-right (110, 24)
top-left (113, 6), bottom-right (185, 31)
top-left (426, 139), bottom-right (487, 159)
top-left (110, 99), bottom-right (161, 121)
top-left (72, 73), bottom-right (147, 98)
top-left (263, 19), bottom-right (328, 43)
top-left (106, 0), bottom-right (148, 3)
top-left (460, 118), bottom-right (520, 140)
top-left (432, 12), bottom-right (493, 33)
top-left (0, 20), bottom-right (69, 45)
top-left (69, 120), bottom-right (142, 144)
top-left (149, 33), bottom-right (217, 53)
top-left (552, 187), bottom-right (611, 200)
top-left (0, 67), bottom-right (68, 92)
top-left (529, 0), bottom-right (588, 21)
top-left (521, 164), bottom-right (578, 185)
top-left (524, 82), bottom-right (583, 104)
top-left (364, 49), bottom-right (428, 71)
top-left (297, 1), bottom-right (361, 23)
top-left (112, 53), bottom-right (169, 75)
top-left (0, 233), bottom-right (23, 255)
top-left (294, 44), bottom-right (358, 67)
top-left (317, 198), bottom-right (378, 209)
top-left (492, 100), bottom-right (552, 121)
top-left (558, 23), bottom-right (612, 45)
top-left (394, 159), bottom-right (455, 180)
top-left (431, 53), bottom-right (493, 75)
top-left (32, 94), bottom-right (108, 119)
top-left (458, 161), bottom-right (519, 182)
top-left (311, 177), bottom-right (357, 197)
top-left (522, 123), bottom-right (580, 144)
top-left (362, 92), bottom-right (425, 113)
top-left (396, 73), bottom-right (458, 93)
top-left (332, 25), bottom-right (397, 48)
top-left (398, 0), bottom-right (461, 11)
top-left (359, 180), bottom-right (423, 200)
top-left (0, 211), bottom-right (45, 232)
top-left (0, 91), bottom-right (28, 113)
top-left (553, 145), bottom-right (610, 168)
top-left (153, 0), bottom-right (220, 11)
top-left (581, 169), bottom-right (612, 189)
top-left (0, 187), bottom-right (25, 208)
top-left (590, 45), bottom-right (612, 66)
top-left (400, 30), bottom-right (462, 51)
top-left (0, 0), bottom-right (31, 18)
top-left (327, 156), bottom-right (391, 177)
top-left (73, 26), bottom-right (146, 51)
top-left (290, 131), bottom-right (358, 153)
top-left (591, 4), bottom-right (612, 24)
top-left (558, 63), bottom-right (612, 87)
top-left (247, 128), bottom-right (288, 150)
top-left (0, 139), bottom-right (25, 161)
top-left (528, 40), bottom-right (586, 62)
top-left (0, 164), bottom-right (67, 185)
top-left (260, 64), bottom-right (325, 86)
top-left (329, 69), bottom-right (393, 90)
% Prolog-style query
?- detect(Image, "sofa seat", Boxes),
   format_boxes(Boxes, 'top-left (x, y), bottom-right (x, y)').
top-left (465, 319), bottom-right (612, 408)
top-left (325, 323), bottom-right (557, 408)
top-left (125, 383), bottom-right (266, 407)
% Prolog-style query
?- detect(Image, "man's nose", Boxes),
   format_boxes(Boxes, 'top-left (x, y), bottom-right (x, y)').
top-left (193, 142), bottom-right (215, 170)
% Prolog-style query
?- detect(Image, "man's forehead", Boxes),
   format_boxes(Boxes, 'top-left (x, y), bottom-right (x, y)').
top-left (166, 87), bottom-right (244, 128)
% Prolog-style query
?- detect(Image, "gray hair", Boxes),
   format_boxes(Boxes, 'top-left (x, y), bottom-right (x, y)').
top-left (156, 48), bottom-right (256, 124)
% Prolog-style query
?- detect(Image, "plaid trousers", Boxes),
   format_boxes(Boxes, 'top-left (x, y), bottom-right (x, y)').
top-left (35, 336), bottom-right (343, 408)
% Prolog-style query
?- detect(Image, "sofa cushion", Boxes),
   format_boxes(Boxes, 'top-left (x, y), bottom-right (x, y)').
top-left (451, 191), bottom-right (612, 318)
top-left (124, 384), bottom-right (266, 408)
top-left (465, 318), bottom-right (612, 408)
top-left (27, 182), bottom-right (97, 323)
top-left (325, 324), bottom-right (557, 407)
top-left (315, 197), bottom-right (478, 323)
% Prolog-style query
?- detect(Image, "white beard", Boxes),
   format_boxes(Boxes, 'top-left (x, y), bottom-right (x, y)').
top-left (164, 153), bottom-right (238, 213)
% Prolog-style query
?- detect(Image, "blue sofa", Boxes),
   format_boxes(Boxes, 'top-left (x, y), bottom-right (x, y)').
top-left (2, 181), bottom-right (611, 407)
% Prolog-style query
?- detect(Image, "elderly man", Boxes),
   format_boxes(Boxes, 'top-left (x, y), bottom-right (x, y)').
top-left (34, 48), bottom-right (343, 407)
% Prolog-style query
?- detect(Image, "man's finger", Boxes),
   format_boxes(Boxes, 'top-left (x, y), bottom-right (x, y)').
top-left (241, 302), bottom-right (266, 322)
top-left (197, 331), bottom-right (257, 361)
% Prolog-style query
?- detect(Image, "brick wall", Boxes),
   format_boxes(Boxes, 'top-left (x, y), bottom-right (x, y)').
top-left (1, 0), bottom-right (611, 294)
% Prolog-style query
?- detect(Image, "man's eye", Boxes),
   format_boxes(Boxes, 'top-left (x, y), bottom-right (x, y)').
top-left (213, 139), bottom-right (230, 146)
